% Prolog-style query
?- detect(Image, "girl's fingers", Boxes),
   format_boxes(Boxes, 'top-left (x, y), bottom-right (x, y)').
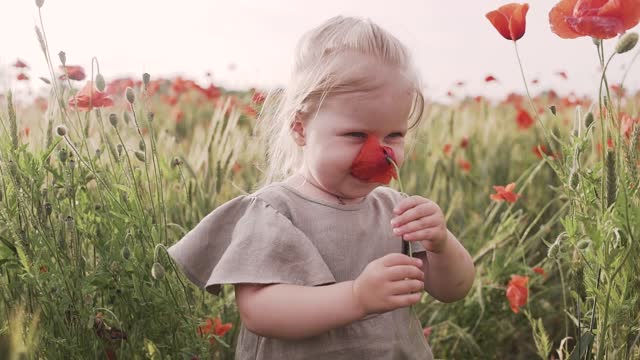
top-left (402, 228), bottom-right (435, 241)
top-left (386, 265), bottom-right (424, 281)
top-left (390, 292), bottom-right (423, 308)
top-left (391, 201), bottom-right (438, 228)
top-left (389, 279), bottom-right (424, 295)
top-left (393, 215), bottom-right (440, 236)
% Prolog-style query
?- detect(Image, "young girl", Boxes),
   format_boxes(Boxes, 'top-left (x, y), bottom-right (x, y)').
top-left (168, 16), bottom-right (475, 359)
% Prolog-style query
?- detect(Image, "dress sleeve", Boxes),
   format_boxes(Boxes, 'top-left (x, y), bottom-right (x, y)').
top-left (167, 195), bottom-right (337, 296)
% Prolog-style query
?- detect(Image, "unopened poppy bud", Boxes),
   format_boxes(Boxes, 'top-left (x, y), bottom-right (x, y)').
top-left (68, 159), bottom-right (76, 170)
top-left (592, 37), bottom-right (601, 47)
top-left (95, 73), bottom-right (106, 92)
top-left (615, 32), bottom-right (638, 54)
top-left (109, 113), bottom-right (118, 127)
top-left (116, 144), bottom-right (123, 158)
top-left (138, 139), bottom-right (146, 151)
top-left (576, 239), bottom-right (592, 250)
top-left (121, 246), bottom-right (131, 260)
top-left (36, 0), bottom-right (44, 8)
top-left (58, 148), bottom-right (68, 163)
top-left (39, 77), bottom-right (50, 84)
top-left (56, 125), bottom-right (67, 137)
top-left (549, 105), bottom-right (557, 116)
top-left (125, 87), bottom-right (135, 104)
top-left (151, 262), bottom-right (165, 280)
top-left (58, 51), bottom-right (66, 66)
top-left (142, 73), bottom-right (150, 88)
top-left (584, 112), bottom-right (594, 128)
top-left (134, 150), bottom-right (145, 162)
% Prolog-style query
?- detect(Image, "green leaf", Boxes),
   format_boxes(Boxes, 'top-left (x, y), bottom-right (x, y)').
top-left (570, 331), bottom-right (594, 360)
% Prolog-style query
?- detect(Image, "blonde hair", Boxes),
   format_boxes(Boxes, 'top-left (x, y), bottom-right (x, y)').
top-left (255, 15), bottom-right (425, 186)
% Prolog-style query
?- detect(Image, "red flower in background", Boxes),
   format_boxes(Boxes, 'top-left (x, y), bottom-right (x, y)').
top-left (485, 75), bottom-right (498, 83)
top-left (458, 158), bottom-right (472, 172)
top-left (549, 0), bottom-right (640, 39)
top-left (13, 59), bottom-right (29, 69)
top-left (60, 65), bottom-right (86, 81)
top-left (252, 91), bottom-right (266, 104)
top-left (486, 3), bottom-right (530, 41)
top-left (443, 143), bottom-right (453, 155)
top-left (460, 136), bottom-right (469, 149)
top-left (555, 70), bottom-right (568, 80)
top-left (621, 113), bottom-right (639, 140)
top-left (68, 81), bottom-right (114, 111)
top-left (106, 77), bottom-right (135, 96)
top-left (490, 183), bottom-right (521, 203)
top-left (350, 135), bottom-right (397, 184)
top-left (532, 267), bottom-right (546, 276)
top-left (516, 107), bottom-right (534, 130)
top-left (533, 144), bottom-right (554, 159)
top-left (198, 316), bottom-right (233, 344)
top-left (506, 275), bottom-right (529, 313)
top-left (17, 73), bottom-right (29, 81)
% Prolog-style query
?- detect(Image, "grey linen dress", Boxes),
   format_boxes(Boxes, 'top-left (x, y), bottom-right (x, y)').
top-left (168, 182), bottom-right (434, 359)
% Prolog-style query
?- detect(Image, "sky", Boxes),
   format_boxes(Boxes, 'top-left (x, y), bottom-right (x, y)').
top-left (1, 0), bottom-right (639, 102)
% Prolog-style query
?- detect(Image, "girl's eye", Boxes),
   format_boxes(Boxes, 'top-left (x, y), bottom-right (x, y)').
top-left (387, 132), bottom-right (404, 138)
top-left (346, 132), bottom-right (367, 138)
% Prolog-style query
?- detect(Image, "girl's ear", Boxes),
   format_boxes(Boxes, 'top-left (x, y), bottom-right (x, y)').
top-left (290, 113), bottom-right (306, 146)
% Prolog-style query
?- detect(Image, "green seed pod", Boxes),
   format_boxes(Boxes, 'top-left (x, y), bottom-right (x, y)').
top-left (95, 73), bottom-right (106, 92)
top-left (36, 0), bottom-right (44, 8)
top-left (109, 113), bottom-right (118, 127)
top-left (95, 148), bottom-right (102, 158)
top-left (58, 148), bottom-right (68, 163)
top-left (121, 246), bottom-right (131, 260)
top-left (138, 139), bottom-right (146, 151)
top-left (549, 105), bottom-right (557, 116)
top-left (56, 125), bottom-right (67, 137)
top-left (592, 37), bottom-right (601, 46)
top-left (116, 144), bottom-right (123, 159)
top-left (615, 32), bottom-right (638, 54)
top-left (570, 170), bottom-right (579, 189)
top-left (151, 262), bottom-right (165, 280)
top-left (606, 149), bottom-right (617, 207)
top-left (134, 150), bottom-right (145, 162)
top-left (65, 215), bottom-right (75, 229)
top-left (68, 159), bottom-right (76, 170)
top-left (125, 87), bottom-right (135, 104)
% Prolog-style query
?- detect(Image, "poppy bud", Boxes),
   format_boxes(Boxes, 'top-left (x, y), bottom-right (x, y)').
top-left (142, 73), bottom-right (150, 88)
top-left (36, 0), bottom-right (44, 8)
top-left (39, 77), bottom-right (51, 84)
top-left (95, 73), bottom-right (106, 92)
top-left (134, 150), bottom-right (145, 162)
top-left (138, 139), bottom-right (146, 151)
top-left (56, 125), bottom-right (67, 137)
top-left (58, 148), bottom-right (68, 163)
top-left (592, 37), bottom-right (601, 47)
top-left (584, 112), bottom-right (594, 129)
top-left (121, 246), bottom-right (131, 260)
top-left (58, 51), bottom-right (66, 66)
top-left (116, 144), bottom-right (123, 159)
top-left (125, 87), bottom-right (135, 104)
top-left (615, 32), bottom-right (638, 54)
top-left (151, 262), bottom-right (165, 280)
top-left (109, 113), bottom-right (118, 128)
top-left (68, 159), bottom-right (76, 170)
top-left (549, 105), bottom-right (557, 116)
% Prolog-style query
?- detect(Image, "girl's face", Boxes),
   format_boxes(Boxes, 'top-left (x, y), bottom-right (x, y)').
top-left (291, 53), bottom-right (415, 202)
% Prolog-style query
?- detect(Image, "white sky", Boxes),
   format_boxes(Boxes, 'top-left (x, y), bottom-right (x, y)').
top-left (1, 0), bottom-right (639, 102)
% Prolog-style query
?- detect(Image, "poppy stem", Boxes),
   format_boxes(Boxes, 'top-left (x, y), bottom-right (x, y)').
top-left (386, 156), bottom-right (412, 258)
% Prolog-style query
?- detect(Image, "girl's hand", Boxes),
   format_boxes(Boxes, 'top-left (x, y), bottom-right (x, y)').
top-left (352, 253), bottom-right (424, 316)
top-left (390, 196), bottom-right (449, 253)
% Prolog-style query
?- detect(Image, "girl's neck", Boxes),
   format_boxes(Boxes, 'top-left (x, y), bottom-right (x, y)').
top-left (285, 173), bottom-right (365, 206)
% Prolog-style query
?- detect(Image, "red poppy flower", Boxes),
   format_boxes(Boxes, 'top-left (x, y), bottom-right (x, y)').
top-left (350, 135), bottom-right (397, 184)
top-left (532, 267), bottom-right (545, 276)
top-left (533, 144), bottom-right (553, 159)
top-left (621, 113), bottom-right (639, 140)
top-left (252, 91), bottom-right (266, 104)
top-left (549, 0), bottom-right (640, 39)
top-left (68, 81), bottom-right (114, 111)
top-left (196, 84), bottom-right (222, 100)
top-left (17, 73), bottom-right (29, 81)
top-left (198, 317), bottom-right (233, 344)
top-left (556, 71), bottom-right (568, 80)
top-left (105, 78), bottom-right (135, 96)
top-left (60, 65), bottom-right (86, 81)
top-left (13, 59), bottom-right (29, 69)
top-left (516, 107), bottom-right (534, 130)
top-left (485, 75), bottom-right (498, 83)
top-left (486, 3), bottom-right (530, 41)
top-left (460, 136), bottom-right (469, 149)
top-left (490, 183), bottom-right (521, 203)
top-left (506, 275), bottom-right (529, 313)
top-left (458, 158), bottom-right (472, 172)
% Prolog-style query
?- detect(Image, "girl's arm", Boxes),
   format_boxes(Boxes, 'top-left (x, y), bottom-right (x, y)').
top-left (235, 281), bottom-right (364, 340)
top-left (416, 230), bottom-right (475, 303)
